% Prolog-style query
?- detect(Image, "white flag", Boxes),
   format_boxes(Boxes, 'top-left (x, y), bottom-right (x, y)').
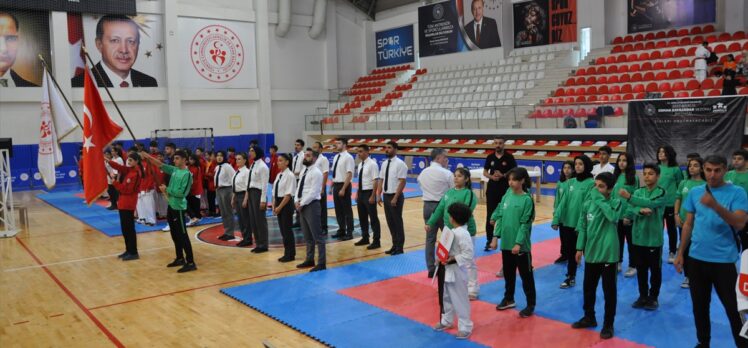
top-left (38, 68), bottom-right (78, 189)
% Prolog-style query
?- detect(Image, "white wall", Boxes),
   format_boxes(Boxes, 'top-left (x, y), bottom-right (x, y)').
top-left (604, 0), bottom-right (627, 45)
top-left (577, 0), bottom-right (606, 49)
top-left (0, 0), bottom-right (368, 148)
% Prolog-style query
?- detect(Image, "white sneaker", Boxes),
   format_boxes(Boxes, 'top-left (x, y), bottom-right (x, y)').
top-left (186, 219), bottom-right (198, 227)
top-left (496, 269), bottom-right (504, 277)
top-left (681, 277), bottom-right (690, 289)
top-left (624, 267), bottom-right (637, 277)
top-left (667, 252), bottom-right (675, 264)
top-left (617, 263), bottom-right (622, 273)
top-left (469, 293), bottom-right (478, 301)
top-left (162, 225), bottom-right (171, 232)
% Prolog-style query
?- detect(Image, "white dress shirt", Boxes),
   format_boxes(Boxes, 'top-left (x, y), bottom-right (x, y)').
top-left (591, 163), bottom-right (615, 177)
top-left (379, 156), bottom-right (408, 194)
top-left (0, 69), bottom-right (16, 87)
top-left (232, 166), bottom-right (250, 193)
top-left (100, 61), bottom-right (133, 87)
top-left (314, 155), bottom-right (330, 174)
top-left (292, 152), bottom-right (304, 176)
top-left (444, 225), bottom-right (474, 283)
top-left (295, 166), bottom-right (323, 207)
top-left (215, 162), bottom-right (236, 188)
top-left (418, 162), bottom-right (455, 202)
top-left (272, 168), bottom-right (296, 200)
top-left (331, 151), bottom-right (355, 183)
top-left (247, 159), bottom-right (269, 203)
top-left (356, 157), bottom-right (380, 191)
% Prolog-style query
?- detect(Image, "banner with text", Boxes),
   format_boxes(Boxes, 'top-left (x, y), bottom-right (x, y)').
top-left (375, 25), bottom-right (414, 67)
top-left (628, 0), bottom-right (715, 34)
top-left (418, 0), bottom-right (502, 58)
top-left (513, 0), bottom-right (576, 49)
top-left (628, 97), bottom-right (747, 164)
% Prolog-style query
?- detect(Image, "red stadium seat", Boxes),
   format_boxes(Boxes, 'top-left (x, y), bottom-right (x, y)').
top-left (608, 75), bottom-right (620, 84)
top-left (686, 79), bottom-right (700, 90)
top-left (587, 66), bottom-right (597, 75)
top-left (655, 71), bottom-right (667, 80)
top-left (587, 86), bottom-right (598, 95)
top-left (634, 43), bottom-right (644, 51)
top-left (677, 59), bottom-right (690, 69)
top-left (575, 108), bottom-right (587, 117)
top-left (576, 76), bottom-right (586, 85)
top-left (687, 46), bottom-right (697, 55)
top-left (703, 24), bottom-right (715, 33)
top-left (662, 91), bottom-right (674, 98)
top-left (669, 70), bottom-right (682, 79)
top-left (679, 37), bottom-right (691, 46)
top-left (659, 82), bottom-right (671, 92)
top-left (663, 50), bottom-right (673, 59)
top-left (677, 28), bottom-right (689, 37)
top-left (620, 73), bottom-right (631, 83)
top-left (576, 87), bottom-right (586, 95)
top-left (576, 67), bottom-right (587, 76)
top-left (674, 48), bottom-right (686, 57)
top-left (595, 57), bottom-right (606, 65)
top-left (576, 95), bottom-right (586, 103)
top-left (655, 31), bottom-right (667, 39)
top-left (624, 35), bottom-right (634, 43)
top-left (614, 107), bottom-right (624, 116)
top-left (744, 42), bottom-right (748, 50)
top-left (627, 54), bottom-right (638, 62)
top-left (634, 34), bottom-right (644, 42)
top-left (645, 32), bottom-right (655, 41)
top-left (646, 61), bottom-right (657, 70)
top-left (636, 92), bottom-right (647, 99)
top-left (631, 73), bottom-right (643, 82)
top-left (667, 39), bottom-right (679, 47)
top-left (611, 94), bottom-right (622, 101)
top-left (610, 85), bottom-right (621, 94)
top-left (566, 78), bottom-right (576, 86)
top-left (629, 63), bottom-right (641, 72)
top-left (716, 78), bottom-right (723, 89)
top-left (645, 82), bottom-right (658, 92)
top-left (598, 76), bottom-right (608, 85)
top-left (667, 29), bottom-right (677, 38)
top-left (665, 60), bottom-right (677, 69)
top-left (598, 85), bottom-right (609, 95)
top-left (623, 44), bottom-right (634, 52)
top-left (616, 54), bottom-right (627, 63)
top-left (597, 66), bottom-right (607, 74)
top-left (656, 40), bottom-right (667, 48)
top-left (643, 72), bottom-right (655, 81)
top-left (645, 41), bottom-right (655, 50)
top-left (619, 65), bottom-right (629, 73)
top-left (708, 89), bottom-right (721, 96)
top-left (671, 82), bottom-right (685, 91)
top-left (690, 26), bottom-right (702, 35)
top-left (733, 31), bottom-right (746, 40)
top-left (713, 44), bottom-right (726, 53)
top-left (728, 42), bottom-right (741, 52)
top-left (612, 45), bottom-right (623, 53)
top-left (544, 98), bottom-right (553, 104)
top-left (565, 97), bottom-right (575, 103)
top-left (621, 84), bottom-right (633, 93)
top-left (587, 95), bottom-right (598, 102)
top-left (718, 33), bottom-right (731, 42)
top-left (623, 93), bottom-right (634, 100)
top-left (608, 65), bottom-right (618, 74)
top-left (633, 84), bottom-right (645, 93)
top-left (607, 56), bottom-right (617, 64)
top-left (740, 87), bottom-right (748, 95)
top-left (700, 79), bottom-right (714, 89)
top-left (683, 70), bottom-right (695, 78)
top-left (676, 91), bottom-right (689, 98)
top-left (612, 36), bottom-right (623, 45)
top-left (691, 89), bottom-right (704, 97)
top-left (705, 34), bottom-right (717, 43)
top-left (639, 52), bottom-right (650, 61)
top-left (555, 88), bottom-right (565, 96)
top-left (650, 50), bottom-right (662, 60)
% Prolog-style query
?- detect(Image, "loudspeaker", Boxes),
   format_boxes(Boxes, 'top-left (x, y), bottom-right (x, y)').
top-left (0, 138), bottom-right (11, 157)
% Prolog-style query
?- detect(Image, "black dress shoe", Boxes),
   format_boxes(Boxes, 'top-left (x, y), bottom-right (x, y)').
top-left (554, 256), bottom-right (568, 264)
top-left (297, 260), bottom-right (315, 268)
top-left (354, 239), bottom-right (370, 246)
top-left (251, 247), bottom-right (268, 253)
top-left (122, 253), bottom-right (140, 261)
top-left (390, 250), bottom-right (404, 256)
top-left (310, 265), bottom-right (327, 272)
top-left (106, 205), bottom-right (118, 210)
top-left (367, 242), bottom-right (381, 250)
top-left (278, 256), bottom-right (295, 263)
top-left (331, 232), bottom-right (344, 239)
top-left (384, 248), bottom-right (394, 254)
top-left (177, 262), bottom-right (197, 273)
top-left (236, 240), bottom-right (253, 247)
top-left (427, 270), bottom-right (435, 278)
top-left (218, 235), bottom-right (234, 241)
top-left (117, 251), bottom-right (128, 259)
top-left (167, 258), bottom-right (185, 267)
top-left (340, 235), bottom-right (353, 241)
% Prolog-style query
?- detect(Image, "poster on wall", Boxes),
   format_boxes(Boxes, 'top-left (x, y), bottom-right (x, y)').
top-left (513, 0), bottom-right (576, 49)
top-left (178, 17), bottom-right (257, 89)
top-left (1, 1), bottom-right (136, 16)
top-left (0, 9), bottom-right (51, 87)
top-left (418, 0), bottom-right (502, 58)
top-left (70, 13), bottom-right (165, 87)
top-left (628, 97), bottom-right (747, 164)
top-left (375, 25), bottom-right (414, 67)
top-left (628, 0), bottom-right (716, 34)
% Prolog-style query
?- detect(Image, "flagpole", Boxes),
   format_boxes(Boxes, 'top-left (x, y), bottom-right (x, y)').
top-left (38, 55), bottom-right (83, 129)
top-left (81, 45), bottom-right (138, 142)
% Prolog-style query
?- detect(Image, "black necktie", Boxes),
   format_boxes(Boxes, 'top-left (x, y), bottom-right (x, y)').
top-left (332, 154), bottom-right (339, 181)
top-left (248, 162), bottom-right (255, 188)
top-left (232, 171), bottom-right (239, 193)
top-left (298, 169), bottom-right (307, 199)
top-left (292, 154), bottom-right (297, 172)
top-left (358, 161), bottom-right (364, 183)
top-left (275, 173), bottom-right (282, 200)
top-left (216, 164), bottom-right (222, 187)
top-left (384, 159), bottom-right (391, 192)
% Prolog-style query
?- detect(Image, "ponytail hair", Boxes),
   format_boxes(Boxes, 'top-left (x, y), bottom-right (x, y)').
top-left (507, 167), bottom-right (531, 192)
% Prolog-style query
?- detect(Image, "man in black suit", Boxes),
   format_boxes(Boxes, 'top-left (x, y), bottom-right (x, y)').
top-left (0, 12), bottom-right (38, 87)
top-left (71, 15), bottom-right (157, 88)
top-left (464, 0), bottom-right (501, 49)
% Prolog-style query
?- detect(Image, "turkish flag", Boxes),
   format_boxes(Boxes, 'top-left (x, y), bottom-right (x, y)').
top-left (82, 66), bottom-right (122, 205)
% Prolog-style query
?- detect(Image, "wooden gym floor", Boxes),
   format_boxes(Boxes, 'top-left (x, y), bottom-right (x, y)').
top-left (0, 190), bottom-right (554, 347)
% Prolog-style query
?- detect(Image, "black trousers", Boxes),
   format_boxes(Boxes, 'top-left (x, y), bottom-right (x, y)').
top-left (583, 262), bottom-right (617, 327)
top-left (664, 206), bottom-right (677, 254)
top-left (320, 185), bottom-right (328, 230)
top-left (119, 209), bottom-right (137, 255)
top-left (167, 207), bottom-right (194, 263)
top-left (561, 226), bottom-right (579, 278)
top-left (485, 184), bottom-right (508, 245)
top-left (741, 224), bottom-right (748, 251)
top-left (332, 183), bottom-right (354, 236)
top-left (632, 245), bottom-right (661, 300)
top-left (356, 189), bottom-right (380, 242)
top-left (186, 195), bottom-right (201, 219)
top-left (617, 220), bottom-right (633, 267)
top-left (687, 257), bottom-right (748, 347)
top-left (383, 193), bottom-right (405, 251)
top-left (108, 184), bottom-right (119, 207)
top-left (275, 197), bottom-right (295, 258)
top-left (502, 250), bottom-right (536, 306)
top-left (207, 190), bottom-right (217, 216)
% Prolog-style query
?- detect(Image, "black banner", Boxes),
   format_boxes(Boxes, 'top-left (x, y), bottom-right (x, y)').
top-left (628, 97), bottom-right (747, 164)
top-left (0, 1), bottom-right (136, 15)
top-left (627, 0), bottom-right (715, 34)
top-left (513, 0), bottom-right (549, 48)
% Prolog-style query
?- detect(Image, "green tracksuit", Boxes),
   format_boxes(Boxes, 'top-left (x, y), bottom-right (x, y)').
top-left (613, 174), bottom-right (639, 221)
top-left (725, 170), bottom-right (748, 195)
top-left (161, 164), bottom-right (192, 210)
top-left (576, 195), bottom-right (622, 263)
top-left (554, 179), bottom-right (570, 210)
top-left (658, 165), bottom-right (683, 206)
top-left (552, 177), bottom-right (595, 228)
top-left (626, 186), bottom-right (667, 247)
top-left (676, 179), bottom-right (705, 221)
top-left (491, 191), bottom-right (535, 252)
top-left (427, 187), bottom-right (478, 236)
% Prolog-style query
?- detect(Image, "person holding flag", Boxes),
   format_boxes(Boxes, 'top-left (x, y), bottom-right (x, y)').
top-left (38, 67), bottom-right (78, 189)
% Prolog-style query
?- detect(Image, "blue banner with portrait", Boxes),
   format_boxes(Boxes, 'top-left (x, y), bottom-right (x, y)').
top-left (376, 25), bottom-right (415, 67)
top-left (418, 0), bottom-right (502, 58)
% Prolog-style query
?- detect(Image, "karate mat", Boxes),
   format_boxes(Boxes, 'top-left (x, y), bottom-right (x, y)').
top-left (222, 223), bottom-right (738, 348)
top-left (36, 183), bottom-right (422, 237)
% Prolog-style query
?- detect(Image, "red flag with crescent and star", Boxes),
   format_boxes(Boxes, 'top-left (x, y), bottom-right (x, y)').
top-left (82, 65), bottom-right (122, 205)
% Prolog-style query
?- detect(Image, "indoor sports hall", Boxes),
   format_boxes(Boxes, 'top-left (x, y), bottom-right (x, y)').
top-left (1, 0), bottom-right (748, 347)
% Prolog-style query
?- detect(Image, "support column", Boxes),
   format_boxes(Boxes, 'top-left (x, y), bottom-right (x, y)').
top-left (254, 0), bottom-right (273, 135)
